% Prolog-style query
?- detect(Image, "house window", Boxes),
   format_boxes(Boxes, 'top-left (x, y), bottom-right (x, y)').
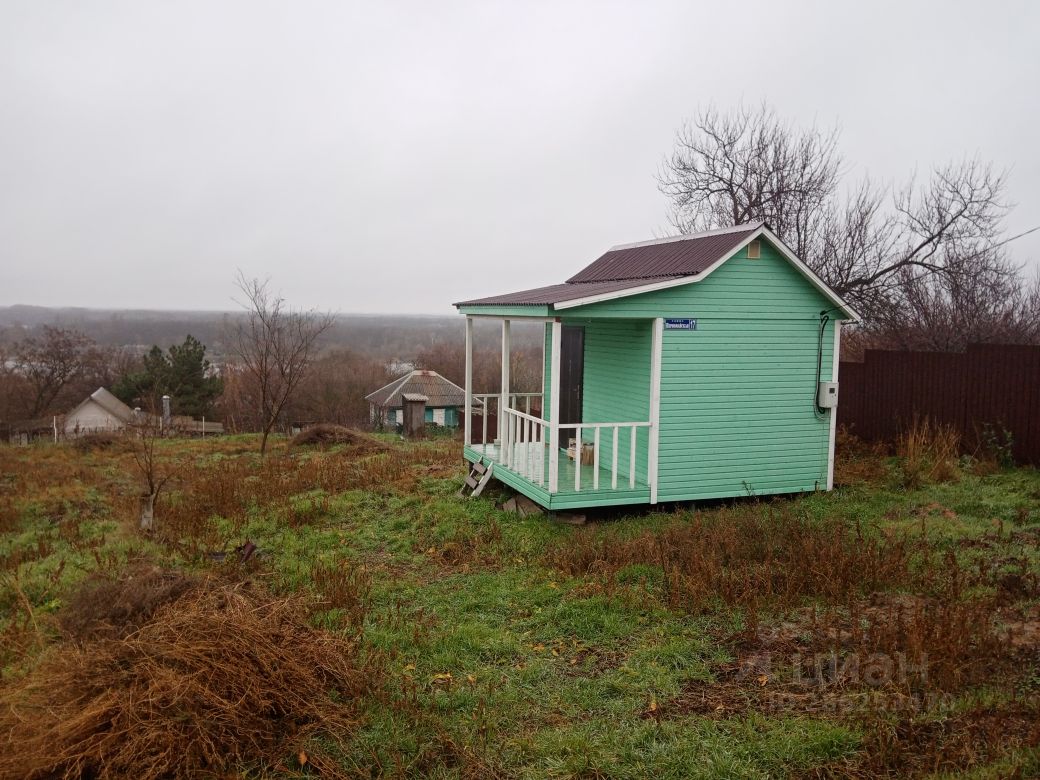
top-left (747, 240), bottom-right (761, 259)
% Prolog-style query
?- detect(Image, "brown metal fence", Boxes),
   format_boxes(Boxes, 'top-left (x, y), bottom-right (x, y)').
top-left (838, 343), bottom-right (1040, 463)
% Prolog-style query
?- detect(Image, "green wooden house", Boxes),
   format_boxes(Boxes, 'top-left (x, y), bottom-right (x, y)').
top-left (454, 222), bottom-right (860, 511)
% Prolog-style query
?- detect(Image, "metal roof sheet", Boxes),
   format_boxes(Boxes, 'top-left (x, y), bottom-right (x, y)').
top-left (455, 223), bottom-right (763, 307)
top-left (365, 370), bottom-right (471, 409)
top-left (567, 225), bottom-right (760, 282)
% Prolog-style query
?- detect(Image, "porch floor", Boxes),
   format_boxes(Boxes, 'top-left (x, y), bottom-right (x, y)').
top-left (464, 443), bottom-right (652, 510)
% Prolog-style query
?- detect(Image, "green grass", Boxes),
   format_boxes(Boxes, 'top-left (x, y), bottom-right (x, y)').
top-left (2, 436), bottom-right (1039, 777)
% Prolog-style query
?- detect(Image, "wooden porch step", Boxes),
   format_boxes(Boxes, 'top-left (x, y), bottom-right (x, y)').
top-left (459, 460), bottom-right (495, 498)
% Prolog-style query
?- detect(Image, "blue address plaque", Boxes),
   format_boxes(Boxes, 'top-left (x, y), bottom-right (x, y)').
top-left (664, 318), bottom-right (697, 330)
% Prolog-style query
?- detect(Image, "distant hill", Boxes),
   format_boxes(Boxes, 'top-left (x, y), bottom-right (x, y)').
top-left (0, 306), bottom-right (540, 360)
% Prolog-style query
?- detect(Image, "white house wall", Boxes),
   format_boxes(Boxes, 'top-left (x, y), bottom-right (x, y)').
top-left (64, 399), bottom-right (126, 435)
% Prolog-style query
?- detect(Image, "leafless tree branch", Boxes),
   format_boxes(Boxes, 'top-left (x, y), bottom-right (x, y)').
top-left (229, 273), bottom-right (334, 455)
top-left (659, 104), bottom-right (1037, 350)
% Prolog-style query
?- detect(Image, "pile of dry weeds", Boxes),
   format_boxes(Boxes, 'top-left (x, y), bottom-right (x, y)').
top-left (290, 423), bottom-right (386, 452)
top-left (0, 570), bottom-right (377, 780)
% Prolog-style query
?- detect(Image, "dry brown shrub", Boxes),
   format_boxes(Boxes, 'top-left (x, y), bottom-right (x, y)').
top-left (70, 432), bottom-right (129, 454)
top-left (0, 579), bottom-right (377, 780)
top-left (0, 497), bottom-right (19, 534)
top-left (805, 703), bottom-right (1040, 778)
top-left (58, 565), bottom-right (199, 642)
top-left (310, 559), bottom-right (372, 633)
top-left (833, 427), bottom-right (889, 486)
top-left (0, 536), bottom-right (56, 572)
top-left (897, 416), bottom-right (961, 488)
top-left (549, 506), bottom-right (920, 613)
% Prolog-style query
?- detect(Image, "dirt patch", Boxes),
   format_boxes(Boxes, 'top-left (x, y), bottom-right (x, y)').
top-left (563, 645), bottom-right (625, 678)
top-left (0, 578), bottom-right (378, 780)
top-left (417, 520), bottom-right (505, 572)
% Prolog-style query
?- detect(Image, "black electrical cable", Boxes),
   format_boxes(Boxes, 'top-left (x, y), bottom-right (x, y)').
top-left (814, 310), bottom-right (830, 420)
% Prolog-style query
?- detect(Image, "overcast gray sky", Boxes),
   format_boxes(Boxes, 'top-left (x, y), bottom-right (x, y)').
top-left (2, 0), bottom-right (1038, 314)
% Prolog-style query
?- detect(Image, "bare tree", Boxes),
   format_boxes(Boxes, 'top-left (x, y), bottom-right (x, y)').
top-left (288, 349), bottom-right (394, 428)
top-left (230, 273), bottom-right (333, 455)
top-left (12, 326), bottom-right (97, 418)
top-left (129, 410), bottom-right (176, 531)
top-left (660, 104), bottom-right (842, 265)
top-left (852, 255), bottom-right (1040, 353)
top-left (659, 105), bottom-right (1028, 329)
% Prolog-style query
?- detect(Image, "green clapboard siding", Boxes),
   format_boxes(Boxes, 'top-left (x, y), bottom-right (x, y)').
top-left (655, 316), bottom-right (834, 501)
top-left (497, 238), bottom-right (844, 506)
top-left (562, 238), bottom-right (841, 503)
top-left (574, 319), bottom-right (652, 481)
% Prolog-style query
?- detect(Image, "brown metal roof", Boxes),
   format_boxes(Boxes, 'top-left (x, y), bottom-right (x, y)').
top-left (567, 225), bottom-right (760, 282)
top-left (455, 223), bottom-right (763, 308)
top-left (365, 370), bottom-right (472, 409)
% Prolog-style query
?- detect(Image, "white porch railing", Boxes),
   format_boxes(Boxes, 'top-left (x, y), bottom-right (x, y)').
top-left (471, 392), bottom-right (542, 450)
top-left (558, 420), bottom-right (652, 492)
top-left (501, 406), bottom-right (549, 486)
top-left (475, 404), bottom-right (651, 495)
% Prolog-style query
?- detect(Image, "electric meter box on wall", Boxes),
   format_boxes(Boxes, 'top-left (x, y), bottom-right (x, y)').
top-left (817, 381), bottom-right (839, 409)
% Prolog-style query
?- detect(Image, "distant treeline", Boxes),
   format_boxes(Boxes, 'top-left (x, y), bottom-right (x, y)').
top-left (0, 307), bottom-right (542, 360)
top-left (0, 308), bottom-right (545, 432)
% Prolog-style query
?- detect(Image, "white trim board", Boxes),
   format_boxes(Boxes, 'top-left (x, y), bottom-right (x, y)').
top-left (826, 320), bottom-right (841, 491)
top-left (547, 321), bottom-right (562, 494)
top-left (647, 317), bottom-right (663, 504)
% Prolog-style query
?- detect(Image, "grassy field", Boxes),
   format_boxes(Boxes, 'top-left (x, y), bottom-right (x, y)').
top-left (1, 428), bottom-right (1039, 778)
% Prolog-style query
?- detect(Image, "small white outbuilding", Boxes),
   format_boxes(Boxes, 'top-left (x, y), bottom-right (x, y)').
top-left (63, 387), bottom-right (137, 437)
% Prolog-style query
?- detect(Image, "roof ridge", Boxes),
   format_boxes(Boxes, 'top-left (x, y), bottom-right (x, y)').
top-left (364, 371), bottom-right (413, 403)
top-left (90, 387), bottom-right (134, 421)
top-left (608, 221), bottom-right (764, 252)
top-left (565, 273), bottom-right (683, 284)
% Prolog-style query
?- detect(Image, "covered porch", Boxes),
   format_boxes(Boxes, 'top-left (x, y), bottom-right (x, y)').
top-left (461, 314), bottom-right (663, 510)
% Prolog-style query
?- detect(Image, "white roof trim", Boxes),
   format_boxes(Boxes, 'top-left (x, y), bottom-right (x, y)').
top-left (608, 221), bottom-right (765, 251)
top-left (555, 225), bottom-right (861, 320)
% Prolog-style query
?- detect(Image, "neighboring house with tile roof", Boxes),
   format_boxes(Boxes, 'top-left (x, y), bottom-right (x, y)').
top-left (365, 370), bottom-right (476, 428)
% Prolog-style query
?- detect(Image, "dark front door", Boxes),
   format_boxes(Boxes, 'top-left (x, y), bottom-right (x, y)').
top-left (559, 325), bottom-right (585, 426)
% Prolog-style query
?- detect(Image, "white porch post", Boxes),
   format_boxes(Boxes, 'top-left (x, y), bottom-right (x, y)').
top-left (548, 320), bottom-right (562, 493)
top-left (648, 317), bottom-right (663, 504)
top-left (464, 316), bottom-right (473, 447)
top-left (826, 320), bottom-right (841, 490)
top-left (500, 319), bottom-right (511, 464)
